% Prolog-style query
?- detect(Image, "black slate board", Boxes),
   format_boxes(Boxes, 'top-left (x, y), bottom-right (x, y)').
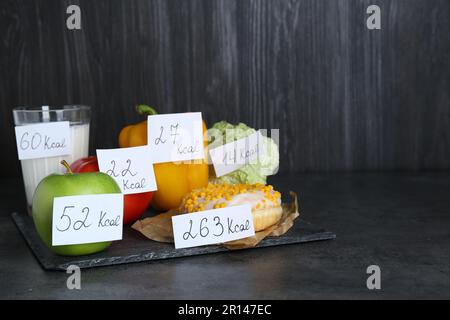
top-left (11, 212), bottom-right (336, 271)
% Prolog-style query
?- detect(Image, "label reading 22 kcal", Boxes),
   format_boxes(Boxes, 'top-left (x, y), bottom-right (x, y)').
top-left (96, 146), bottom-right (157, 194)
top-left (171, 204), bottom-right (255, 249)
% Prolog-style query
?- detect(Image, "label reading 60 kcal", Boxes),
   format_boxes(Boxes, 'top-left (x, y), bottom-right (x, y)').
top-left (14, 122), bottom-right (71, 160)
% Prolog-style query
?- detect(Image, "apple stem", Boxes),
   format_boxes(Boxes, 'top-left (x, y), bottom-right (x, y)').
top-left (60, 160), bottom-right (73, 174)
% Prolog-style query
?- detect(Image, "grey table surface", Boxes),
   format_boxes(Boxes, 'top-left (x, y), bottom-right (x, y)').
top-left (1, 173), bottom-right (449, 300)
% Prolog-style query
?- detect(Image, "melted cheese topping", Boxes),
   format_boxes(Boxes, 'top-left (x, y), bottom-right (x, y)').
top-left (180, 183), bottom-right (282, 213)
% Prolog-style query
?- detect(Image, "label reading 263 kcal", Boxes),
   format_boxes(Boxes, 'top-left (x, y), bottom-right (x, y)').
top-left (52, 194), bottom-right (123, 246)
top-left (171, 204), bottom-right (255, 249)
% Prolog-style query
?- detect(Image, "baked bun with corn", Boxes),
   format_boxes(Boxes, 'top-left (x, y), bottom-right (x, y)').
top-left (179, 183), bottom-right (282, 232)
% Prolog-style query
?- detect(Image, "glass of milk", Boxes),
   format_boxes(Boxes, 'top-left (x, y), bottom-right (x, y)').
top-left (13, 105), bottom-right (91, 214)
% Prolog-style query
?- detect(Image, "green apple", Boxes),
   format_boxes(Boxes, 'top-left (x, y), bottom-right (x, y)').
top-left (32, 160), bottom-right (122, 256)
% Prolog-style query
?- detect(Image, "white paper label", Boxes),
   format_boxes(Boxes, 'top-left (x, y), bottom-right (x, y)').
top-left (96, 146), bottom-right (157, 195)
top-left (52, 193), bottom-right (124, 246)
top-left (14, 122), bottom-right (71, 160)
top-left (209, 131), bottom-right (265, 177)
top-left (171, 204), bottom-right (255, 249)
top-left (147, 112), bottom-right (204, 163)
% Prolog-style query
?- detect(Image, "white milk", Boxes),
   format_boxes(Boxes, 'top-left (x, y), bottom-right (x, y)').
top-left (20, 124), bottom-right (90, 208)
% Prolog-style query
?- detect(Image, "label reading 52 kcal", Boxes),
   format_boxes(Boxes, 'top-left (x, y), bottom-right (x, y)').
top-left (52, 193), bottom-right (124, 246)
top-left (171, 204), bottom-right (255, 249)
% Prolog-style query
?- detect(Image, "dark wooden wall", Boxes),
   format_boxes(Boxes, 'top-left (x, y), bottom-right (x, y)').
top-left (1, 0), bottom-right (449, 177)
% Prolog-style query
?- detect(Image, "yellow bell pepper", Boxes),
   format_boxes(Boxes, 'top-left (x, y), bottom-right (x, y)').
top-left (118, 105), bottom-right (209, 211)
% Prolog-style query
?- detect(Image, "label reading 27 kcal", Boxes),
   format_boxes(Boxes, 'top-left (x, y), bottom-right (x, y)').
top-left (147, 112), bottom-right (204, 163)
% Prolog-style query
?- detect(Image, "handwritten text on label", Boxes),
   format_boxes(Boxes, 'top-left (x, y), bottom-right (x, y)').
top-left (171, 204), bottom-right (255, 249)
top-left (14, 122), bottom-right (71, 160)
top-left (147, 113), bottom-right (204, 163)
top-left (52, 194), bottom-right (123, 246)
top-left (97, 146), bottom-right (157, 195)
top-left (209, 131), bottom-right (265, 177)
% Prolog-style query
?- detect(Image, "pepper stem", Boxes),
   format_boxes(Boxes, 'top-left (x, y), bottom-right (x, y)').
top-left (60, 160), bottom-right (73, 174)
top-left (136, 104), bottom-right (158, 116)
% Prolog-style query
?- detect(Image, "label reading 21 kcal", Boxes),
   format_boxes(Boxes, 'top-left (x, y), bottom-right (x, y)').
top-left (171, 204), bottom-right (255, 249)
top-left (147, 112), bottom-right (205, 163)
top-left (52, 194), bottom-right (124, 246)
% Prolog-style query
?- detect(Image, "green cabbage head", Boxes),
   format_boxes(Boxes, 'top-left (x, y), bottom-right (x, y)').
top-left (209, 121), bottom-right (279, 184)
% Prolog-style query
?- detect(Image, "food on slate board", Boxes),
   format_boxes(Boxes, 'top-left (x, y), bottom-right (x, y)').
top-left (32, 160), bottom-right (121, 256)
top-left (118, 105), bottom-right (209, 211)
top-left (209, 121), bottom-right (279, 185)
top-left (70, 156), bottom-right (153, 225)
top-left (179, 183), bottom-right (282, 232)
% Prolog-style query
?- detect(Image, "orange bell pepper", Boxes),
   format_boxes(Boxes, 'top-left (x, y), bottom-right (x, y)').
top-left (118, 105), bottom-right (209, 211)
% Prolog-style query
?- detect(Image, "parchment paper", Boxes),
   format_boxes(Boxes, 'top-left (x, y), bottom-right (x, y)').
top-left (132, 191), bottom-right (300, 250)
